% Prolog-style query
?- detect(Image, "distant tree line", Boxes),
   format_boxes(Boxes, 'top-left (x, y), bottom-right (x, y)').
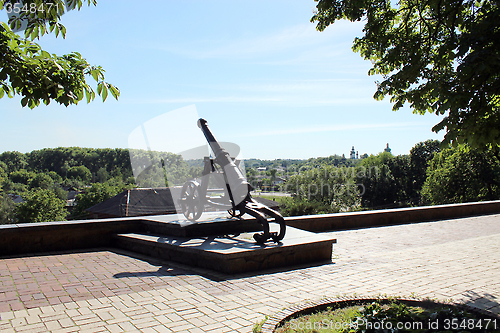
top-left (274, 141), bottom-right (500, 216)
top-left (2, 142), bottom-right (499, 223)
top-left (0, 147), bottom-right (198, 223)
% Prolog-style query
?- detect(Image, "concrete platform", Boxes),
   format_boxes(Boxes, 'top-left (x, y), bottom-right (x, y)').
top-left (140, 212), bottom-right (263, 238)
top-left (113, 226), bottom-right (336, 274)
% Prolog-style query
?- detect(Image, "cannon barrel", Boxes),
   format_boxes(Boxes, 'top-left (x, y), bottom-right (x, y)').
top-left (197, 118), bottom-right (249, 206)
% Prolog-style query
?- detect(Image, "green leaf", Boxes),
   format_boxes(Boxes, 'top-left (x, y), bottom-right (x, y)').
top-left (60, 25), bottom-right (66, 38)
top-left (41, 50), bottom-right (51, 59)
top-left (85, 88), bottom-right (92, 103)
top-left (76, 88), bottom-right (84, 101)
top-left (101, 84), bottom-right (108, 102)
top-left (109, 84), bottom-right (120, 100)
top-left (0, 0), bottom-right (116, 108)
top-left (91, 69), bottom-right (99, 82)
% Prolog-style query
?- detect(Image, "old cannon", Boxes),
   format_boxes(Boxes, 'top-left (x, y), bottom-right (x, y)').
top-left (178, 118), bottom-right (286, 244)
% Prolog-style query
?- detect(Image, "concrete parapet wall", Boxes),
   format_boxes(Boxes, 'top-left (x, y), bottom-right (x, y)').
top-left (285, 200), bottom-right (500, 232)
top-left (1, 200), bottom-right (500, 257)
top-left (0, 218), bottom-right (144, 257)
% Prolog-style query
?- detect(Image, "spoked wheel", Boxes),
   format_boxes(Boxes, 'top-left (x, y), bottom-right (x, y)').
top-left (179, 180), bottom-right (204, 221)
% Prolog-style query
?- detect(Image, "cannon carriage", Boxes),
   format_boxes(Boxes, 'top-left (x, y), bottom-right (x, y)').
top-left (178, 118), bottom-right (286, 244)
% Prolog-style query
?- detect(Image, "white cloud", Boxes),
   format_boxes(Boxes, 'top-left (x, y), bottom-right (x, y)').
top-left (121, 77), bottom-right (378, 106)
top-left (151, 20), bottom-right (364, 60)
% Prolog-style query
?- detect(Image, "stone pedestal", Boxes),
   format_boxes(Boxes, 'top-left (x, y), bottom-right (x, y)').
top-left (114, 214), bottom-right (335, 274)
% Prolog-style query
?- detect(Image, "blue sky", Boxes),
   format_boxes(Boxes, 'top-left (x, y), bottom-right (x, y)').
top-left (0, 0), bottom-right (444, 159)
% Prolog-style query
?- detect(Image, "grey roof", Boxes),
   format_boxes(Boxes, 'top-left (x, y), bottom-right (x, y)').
top-left (8, 194), bottom-right (24, 204)
top-left (86, 187), bottom-right (280, 218)
top-left (86, 187), bottom-right (182, 217)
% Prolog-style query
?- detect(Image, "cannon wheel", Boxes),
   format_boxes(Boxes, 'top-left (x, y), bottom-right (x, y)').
top-left (179, 180), bottom-right (203, 221)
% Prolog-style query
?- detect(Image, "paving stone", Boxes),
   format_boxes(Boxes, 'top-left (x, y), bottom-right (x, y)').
top-left (1, 214), bottom-right (500, 331)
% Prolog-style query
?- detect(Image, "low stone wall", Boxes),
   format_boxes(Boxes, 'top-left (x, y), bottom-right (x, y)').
top-left (0, 218), bottom-right (144, 257)
top-left (1, 200), bottom-right (499, 257)
top-left (285, 200), bottom-right (500, 232)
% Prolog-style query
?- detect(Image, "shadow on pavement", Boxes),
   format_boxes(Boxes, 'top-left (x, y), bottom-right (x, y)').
top-left (111, 247), bottom-right (335, 282)
top-left (460, 290), bottom-right (500, 315)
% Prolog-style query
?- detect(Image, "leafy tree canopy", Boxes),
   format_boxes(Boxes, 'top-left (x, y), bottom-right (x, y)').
top-left (72, 182), bottom-right (123, 218)
top-left (29, 171), bottom-right (53, 189)
top-left (0, 150), bottom-right (26, 173)
top-left (0, 193), bottom-right (15, 223)
top-left (312, 0), bottom-right (500, 148)
top-left (67, 165), bottom-right (91, 182)
top-left (422, 144), bottom-right (500, 204)
top-left (9, 168), bottom-right (35, 184)
top-left (0, 0), bottom-right (119, 108)
top-left (16, 187), bottom-right (67, 222)
top-left (409, 139), bottom-right (441, 193)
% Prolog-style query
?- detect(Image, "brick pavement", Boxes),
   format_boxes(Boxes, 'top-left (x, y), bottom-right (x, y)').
top-left (1, 213), bottom-right (499, 332)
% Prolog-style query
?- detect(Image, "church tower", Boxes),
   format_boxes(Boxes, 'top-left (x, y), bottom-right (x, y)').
top-left (350, 146), bottom-right (356, 159)
top-left (384, 143), bottom-right (391, 153)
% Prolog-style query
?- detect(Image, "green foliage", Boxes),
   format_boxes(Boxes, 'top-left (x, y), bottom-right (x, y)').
top-left (72, 182), bottom-right (124, 219)
top-left (421, 145), bottom-right (500, 204)
top-left (0, 160), bottom-right (7, 192)
top-left (46, 170), bottom-right (62, 183)
top-left (9, 168), bottom-right (36, 184)
top-left (129, 149), bottom-right (191, 187)
top-left (29, 172), bottom-right (53, 189)
top-left (15, 188), bottom-right (67, 222)
top-left (67, 165), bottom-right (91, 182)
top-left (312, 0), bottom-right (500, 149)
top-left (284, 165), bottom-right (361, 214)
top-left (276, 305), bottom-right (361, 333)
top-left (96, 167), bottom-right (109, 183)
top-left (0, 0), bottom-right (119, 108)
top-left (355, 146), bottom-right (442, 208)
top-left (25, 147), bottom-right (133, 178)
top-left (252, 316), bottom-right (267, 333)
top-left (0, 160), bottom-right (7, 176)
top-left (351, 301), bottom-right (487, 332)
top-left (276, 300), bottom-right (494, 333)
top-left (2, 179), bottom-right (27, 195)
top-left (0, 193), bottom-right (15, 224)
top-left (0, 151), bottom-right (27, 173)
top-left (356, 153), bottom-right (404, 208)
top-left (61, 177), bottom-right (84, 189)
top-left (280, 197), bottom-right (333, 217)
top-left (51, 185), bottom-right (67, 200)
top-left (409, 139), bottom-right (442, 202)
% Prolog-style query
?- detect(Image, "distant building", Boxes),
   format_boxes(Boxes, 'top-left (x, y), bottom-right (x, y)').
top-left (272, 177), bottom-right (286, 186)
top-left (85, 187), bottom-right (280, 219)
top-left (350, 146), bottom-right (359, 159)
top-left (62, 186), bottom-right (80, 208)
top-left (86, 187), bottom-right (182, 219)
top-left (8, 194), bottom-right (24, 204)
top-left (384, 143), bottom-right (392, 153)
